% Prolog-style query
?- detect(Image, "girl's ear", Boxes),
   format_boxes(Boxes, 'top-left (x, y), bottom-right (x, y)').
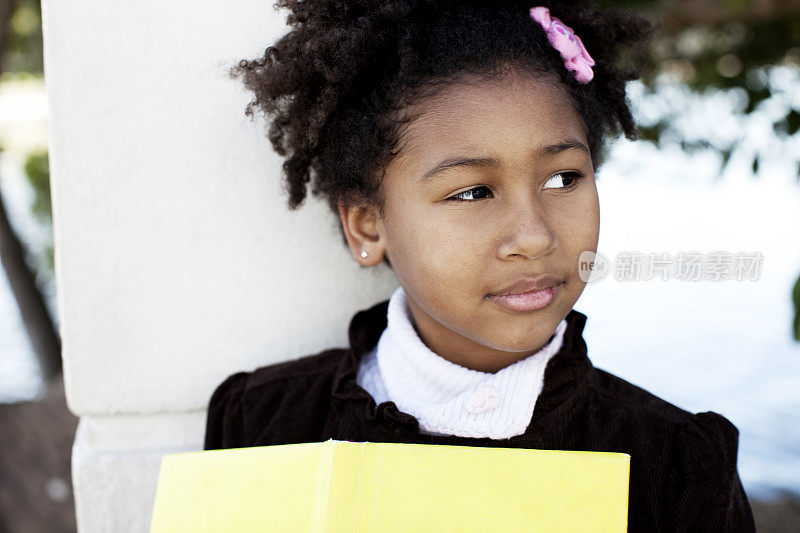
top-left (337, 202), bottom-right (387, 266)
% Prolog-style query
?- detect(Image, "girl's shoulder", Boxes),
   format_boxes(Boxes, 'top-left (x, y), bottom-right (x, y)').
top-left (587, 368), bottom-right (753, 530)
top-left (663, 408), bottom-right (753, 530)
top-left (590, 367), bottom-right (726, 423)
top-left (203, 347), bottom-right (349, 450)
top-left (589, 366), bottom-right (740, 457)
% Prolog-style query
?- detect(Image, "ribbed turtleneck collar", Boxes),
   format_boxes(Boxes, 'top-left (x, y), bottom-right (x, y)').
top-left (357, 286), bottom-right (569, 439)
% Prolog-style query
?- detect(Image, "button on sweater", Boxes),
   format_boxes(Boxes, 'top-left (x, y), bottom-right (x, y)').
top-left (204, 297), bottom-right (757, 532)
top-left (356, 285), bottom-right (568, 439)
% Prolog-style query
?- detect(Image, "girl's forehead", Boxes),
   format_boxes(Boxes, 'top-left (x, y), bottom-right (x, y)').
top-left (392, 73), bottom-right (586, 166)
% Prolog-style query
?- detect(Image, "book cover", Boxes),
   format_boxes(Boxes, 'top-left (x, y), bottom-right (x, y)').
top-left (149, 439), bottom-right (630, 532)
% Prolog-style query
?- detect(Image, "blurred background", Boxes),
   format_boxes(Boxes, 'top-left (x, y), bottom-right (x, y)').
top-left (0, 0), bottom-right (798, 531)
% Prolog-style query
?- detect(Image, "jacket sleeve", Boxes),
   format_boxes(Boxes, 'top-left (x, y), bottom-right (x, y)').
top-left (667, 411), bottom-right (756, 532)
top-left (203, 371), bottom-right (250, 450)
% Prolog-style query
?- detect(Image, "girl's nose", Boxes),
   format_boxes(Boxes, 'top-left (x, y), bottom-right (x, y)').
top-left (496, 196), bottom-right (558, 261)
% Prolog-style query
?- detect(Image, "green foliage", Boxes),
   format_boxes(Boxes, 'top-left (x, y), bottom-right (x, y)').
top-left (603, 1), bottom-right (800, 183)
top-left (2, 0), bottom-right (43, 74)
top-left (22, 149), bottom-right (54, 274)
top-left (675, 16), bottom-right (800, 135)
top-left (23, 150), bottom-right (50, 222)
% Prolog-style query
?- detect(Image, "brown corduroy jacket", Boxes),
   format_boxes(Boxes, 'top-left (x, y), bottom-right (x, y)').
top-left (204, 301), bottom-right (756, 532)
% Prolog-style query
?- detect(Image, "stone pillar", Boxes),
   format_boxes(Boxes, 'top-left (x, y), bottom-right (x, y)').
top-left (41, 1), bottom-right (396, 530)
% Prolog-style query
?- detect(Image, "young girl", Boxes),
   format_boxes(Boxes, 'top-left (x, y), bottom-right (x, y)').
top-left (204, 0), bottom-right (756, 530)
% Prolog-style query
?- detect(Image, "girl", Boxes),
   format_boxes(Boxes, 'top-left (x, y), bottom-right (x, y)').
top-left (204, 1), bottom-right (756, 530)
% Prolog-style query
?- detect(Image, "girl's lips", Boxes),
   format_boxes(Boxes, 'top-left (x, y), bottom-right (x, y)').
top-left (486, 283), bottom-right (561, 312)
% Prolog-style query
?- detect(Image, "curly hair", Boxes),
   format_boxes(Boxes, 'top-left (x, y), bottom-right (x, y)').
top-left (230, 0), bottom-right (653, 255)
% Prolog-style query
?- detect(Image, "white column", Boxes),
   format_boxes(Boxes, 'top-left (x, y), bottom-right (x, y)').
top-left (41, 1), bottom-right (396, 530)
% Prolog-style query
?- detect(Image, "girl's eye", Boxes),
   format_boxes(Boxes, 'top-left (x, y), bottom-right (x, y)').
top-left (446, 185), bottom-right (493, 202)
top-left (445, 172), bottom-right (585, 202)
top-left (542, 171), bottom-right (585, 190)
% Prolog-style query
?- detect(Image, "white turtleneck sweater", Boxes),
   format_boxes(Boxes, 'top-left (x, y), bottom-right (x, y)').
top-left (356, 286), bottom-right (568, 440)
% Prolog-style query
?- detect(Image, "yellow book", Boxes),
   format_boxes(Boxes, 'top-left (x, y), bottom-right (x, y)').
top-left (149, 439), bottom-right (630, 532)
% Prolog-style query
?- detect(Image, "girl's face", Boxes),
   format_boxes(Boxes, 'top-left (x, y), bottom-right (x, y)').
top-left (340, 71), bottom-right (599, 373)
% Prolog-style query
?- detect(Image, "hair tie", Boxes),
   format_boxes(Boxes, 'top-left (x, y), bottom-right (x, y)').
top-left (529, 6), bottom-right (595, 84)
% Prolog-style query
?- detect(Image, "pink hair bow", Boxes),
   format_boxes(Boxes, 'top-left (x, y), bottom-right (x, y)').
top-left (529, 6), bottom-right (595, 84)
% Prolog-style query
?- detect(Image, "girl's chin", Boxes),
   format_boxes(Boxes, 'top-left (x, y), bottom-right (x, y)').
top-left (474, 318), bottom-right (563, 353)
top-left (477, 335), bottom-right (557, 355)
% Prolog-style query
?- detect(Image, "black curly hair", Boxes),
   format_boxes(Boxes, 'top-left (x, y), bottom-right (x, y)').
top-left (230, 0), bottom-right (653, 260)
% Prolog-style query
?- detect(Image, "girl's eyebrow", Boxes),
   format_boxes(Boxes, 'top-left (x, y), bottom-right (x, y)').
top-left (418, 138), bottom-right (590, 184)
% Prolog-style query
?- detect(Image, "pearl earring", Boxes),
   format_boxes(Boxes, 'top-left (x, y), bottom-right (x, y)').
top-left (360, 250), bottom-right (369, 258)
